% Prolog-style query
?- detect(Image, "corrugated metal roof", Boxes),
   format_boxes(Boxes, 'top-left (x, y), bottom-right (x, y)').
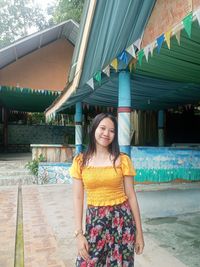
top-left (0, 20), bottom-right (79, 69)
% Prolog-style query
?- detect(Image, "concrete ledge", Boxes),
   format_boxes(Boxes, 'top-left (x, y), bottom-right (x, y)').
top-left (137, 186), bottom-right (200, 218)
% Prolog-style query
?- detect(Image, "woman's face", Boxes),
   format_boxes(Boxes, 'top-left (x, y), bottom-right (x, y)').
top-left (94, 117), bottom-right (115, 148)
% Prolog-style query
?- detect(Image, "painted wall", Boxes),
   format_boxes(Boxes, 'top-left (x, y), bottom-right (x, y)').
top-left (131, 146), bottom-right (200, 182)
top-left (0, 39), bottom-right (74, 91)
top-left (0, 124), bottom-right (74, 145)
top-left (142, 0), bottom-right (195, 48)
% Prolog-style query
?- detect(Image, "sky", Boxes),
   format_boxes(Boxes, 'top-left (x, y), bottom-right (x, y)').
top-left (33, 0), bottom-right (56, 10)
top-left (28, 0), bottom-right (56, 34)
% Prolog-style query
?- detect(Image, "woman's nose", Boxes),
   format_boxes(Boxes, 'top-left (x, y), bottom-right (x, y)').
top-left (103, 129), bottom-right (109, 136)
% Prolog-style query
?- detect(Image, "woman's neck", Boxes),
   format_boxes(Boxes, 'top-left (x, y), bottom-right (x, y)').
top-left (95, 144), bottom-right (110, 157)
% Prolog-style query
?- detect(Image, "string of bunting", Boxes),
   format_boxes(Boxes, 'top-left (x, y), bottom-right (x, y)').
top-left (86, 8), bottom-right (200, 90)
top-left (0, 85), bottom-right (62, 96)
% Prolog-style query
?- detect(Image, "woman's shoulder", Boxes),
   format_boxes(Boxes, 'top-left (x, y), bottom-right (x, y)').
top-left (73, 153), bottom-right (83, 163)
top-left (120, 152), bottom-right (131, 161)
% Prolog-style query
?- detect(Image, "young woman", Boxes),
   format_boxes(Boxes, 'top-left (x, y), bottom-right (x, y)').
top-left (70, 113), bottom-right (144, 266)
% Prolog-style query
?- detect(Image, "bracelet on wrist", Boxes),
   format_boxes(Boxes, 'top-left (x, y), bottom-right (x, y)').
top-left (74, 229), bottom-right (83, 238)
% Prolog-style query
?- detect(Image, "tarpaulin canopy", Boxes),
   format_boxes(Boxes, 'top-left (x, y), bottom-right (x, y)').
top-left (56, 72), bottom-right (200, 111)
top-left (53, 18), bottom-right (200, 112)
top-left (46, 0), bottom-right (156, 116)
top-left (46, 1), bottom-right (200, 116)
top-left (136, 20), bottom-right (200, 85)
top-left (0, 86), bottom-right (60, 112)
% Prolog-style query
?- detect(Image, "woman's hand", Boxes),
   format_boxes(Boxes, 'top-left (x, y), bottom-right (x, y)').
top-left (76, 234), bottom-right (90, 262)
top-left (135, 232), bottom-right (145, 255)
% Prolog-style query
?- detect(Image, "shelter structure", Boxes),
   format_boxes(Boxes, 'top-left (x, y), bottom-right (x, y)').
top-left (43, 0), bottom-right (200, 183)
top-left (0, 20), bottom-right (78, 152)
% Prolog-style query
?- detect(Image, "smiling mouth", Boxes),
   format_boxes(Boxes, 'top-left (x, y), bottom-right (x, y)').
top-left (101, 137), bottom-right (110, 141)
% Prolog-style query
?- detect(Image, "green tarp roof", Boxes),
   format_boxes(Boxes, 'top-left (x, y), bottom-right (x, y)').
top-left (0, 86), bottom-right (59, 112)
top-left (48, 1), bottom-right (200, 114)
top-left (136, 20), bottom-right (200, 85)
top-left (55, 18), bottom-right (200, 112)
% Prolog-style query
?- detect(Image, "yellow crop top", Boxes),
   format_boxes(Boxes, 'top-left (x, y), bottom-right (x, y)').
top-left (70, 153), bottom-right (136, 206)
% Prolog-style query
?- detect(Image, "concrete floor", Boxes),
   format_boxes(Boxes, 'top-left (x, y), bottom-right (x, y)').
top-left (144, 212), bottom-right (200, 267)
top-left (1, 183), bottom-right (200, 267)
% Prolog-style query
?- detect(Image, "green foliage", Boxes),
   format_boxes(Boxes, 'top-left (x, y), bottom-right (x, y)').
top-left (27, 112), bottom-right (45, 125)
top-left (26, 154), bottom-right (46, 178)
top-left (53, 0), bottom-right (84, 23)
top-left (0, 0), bottom-right (49, 48)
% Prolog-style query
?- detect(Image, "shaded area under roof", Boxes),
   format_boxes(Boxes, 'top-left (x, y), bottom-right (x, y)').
top-left (0, 20), bottom-right (79, 69)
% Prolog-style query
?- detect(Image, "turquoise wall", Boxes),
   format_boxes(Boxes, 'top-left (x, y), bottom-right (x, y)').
top-left (38, 147), bottom-right (200, 184)
top-left (131, 147), bottom-right (200, 182)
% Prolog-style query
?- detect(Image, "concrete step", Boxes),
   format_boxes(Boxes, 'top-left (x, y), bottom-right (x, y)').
top-left (0, 175), bottom-right (34, 179)
top-left (0, 170), bottom-right (31, 176)
top-left (0, 175), bottom-right (38, 186)
top-left (0, 163), bottom-right (28, 169)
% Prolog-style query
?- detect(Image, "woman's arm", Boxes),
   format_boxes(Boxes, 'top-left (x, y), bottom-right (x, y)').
top-left (124, 176), bottom-right (144, 254)
top-left (72, 178), bottom-right (90, 261)
top-left (73, 178), bottom-right (84, 231)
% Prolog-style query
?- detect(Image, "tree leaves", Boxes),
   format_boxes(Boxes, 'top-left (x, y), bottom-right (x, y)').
top-left (0, 0), bottom-right (48, 48)
top-left (53, 0), bottom-right (84, 24)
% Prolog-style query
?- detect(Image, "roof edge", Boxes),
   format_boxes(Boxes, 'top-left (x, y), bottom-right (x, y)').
top-left (45, 0), bottom-right (97, 118)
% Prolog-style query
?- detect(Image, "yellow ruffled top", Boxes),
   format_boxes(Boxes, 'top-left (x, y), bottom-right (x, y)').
top-left (70, 153), bottom-right (136, 206)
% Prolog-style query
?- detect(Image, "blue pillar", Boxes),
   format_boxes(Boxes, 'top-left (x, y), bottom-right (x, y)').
top-left (75, 102), bottom-right (82, 154)
top-left (158, 110), bottom-right (164, 146)
top-left (118, 71), bottom-right (131, 156)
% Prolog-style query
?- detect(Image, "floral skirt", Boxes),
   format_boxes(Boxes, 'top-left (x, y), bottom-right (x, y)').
top-left (76, 200), bottom-right (136, 267)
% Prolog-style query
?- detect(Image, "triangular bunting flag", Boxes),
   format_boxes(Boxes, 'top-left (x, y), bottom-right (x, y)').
top-left (137, 49), bottom-right (144, 66)
top-left (195, 9), bottom-right (200, 26)
top-left (182, 13), bottom-right (192, 37)
top-left (102, 65), bottom-right (110, 77)
top-left (87, 78), bottom-right (94, 90)
top-left (118, 50), bottom-right (128, 64)
top-left (134, 38), bottom-right (142, 50)
top-left (165, 30), bottom-right (171, 49)
top-left (175, 30), bottom-right (181, 45)
top-left (156, 34), bottom-right (165, 53)
top-left (126, 44), bottom-right (136, 58)
top-left (149, 42), bottom-right (155, 56)
top-left (110, 58), bottom-right (118, 71)
top-left (94, 71), bottom-right (101, 84)
top-left (144, 45), bottom-right (150, 62)
top-left (128, 58), bottom-right (137, 72)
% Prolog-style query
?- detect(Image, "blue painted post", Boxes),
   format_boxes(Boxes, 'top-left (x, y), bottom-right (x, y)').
top-left (75, 102), bottom-right (83, 154)
top-left (118, 71), bottom-right (131, 156)
top-left (158, 110), bottom-right (164, 146)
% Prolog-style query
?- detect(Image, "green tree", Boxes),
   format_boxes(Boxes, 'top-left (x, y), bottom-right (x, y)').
top-left (0, 0), bottom-right (49, 48)
top-left (53, 0), bottom-right (84, 23)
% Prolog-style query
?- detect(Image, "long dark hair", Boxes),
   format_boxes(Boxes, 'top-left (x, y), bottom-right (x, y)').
top-left (82, 113), bottom-right (120, 167)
